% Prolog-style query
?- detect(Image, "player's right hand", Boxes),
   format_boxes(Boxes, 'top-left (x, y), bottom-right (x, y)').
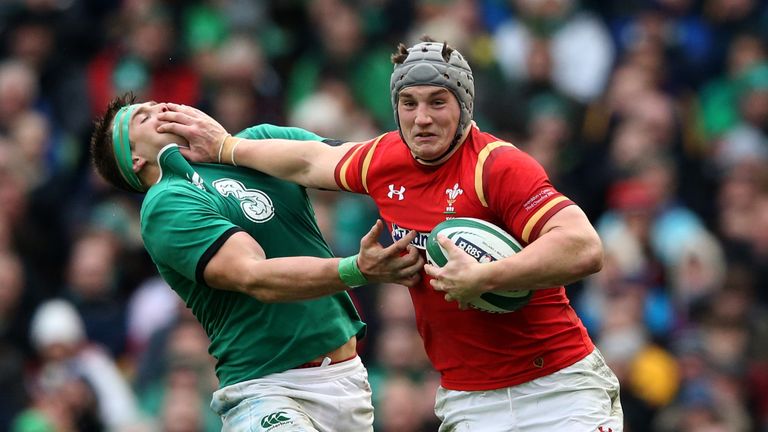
top-left (157, 103), bottom-right (229, 164)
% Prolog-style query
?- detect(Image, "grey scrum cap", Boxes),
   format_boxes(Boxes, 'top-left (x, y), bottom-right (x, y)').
top-left (390, 41), bottom-right (475, 135)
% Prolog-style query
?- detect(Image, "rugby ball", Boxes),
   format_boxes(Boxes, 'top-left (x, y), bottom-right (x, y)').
top-left (426, 218), bottom-right (532, 313)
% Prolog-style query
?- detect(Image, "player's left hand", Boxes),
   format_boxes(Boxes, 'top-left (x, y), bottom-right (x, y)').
top-left (424, 235), bottom-right (486, 309)
top-left (156, 103), bottom-right (228, 163)
top-left (357, 220), bottom-right (424, 287)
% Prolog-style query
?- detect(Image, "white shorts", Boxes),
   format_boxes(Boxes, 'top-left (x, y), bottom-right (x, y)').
top-left (434, 349), bottom-right (623, 432)
top-left (211, 356), bottom-right (373, 432)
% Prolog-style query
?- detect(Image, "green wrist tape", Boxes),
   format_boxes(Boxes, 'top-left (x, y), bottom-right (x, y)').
top-left (338, 254), bottom-right (369, 288)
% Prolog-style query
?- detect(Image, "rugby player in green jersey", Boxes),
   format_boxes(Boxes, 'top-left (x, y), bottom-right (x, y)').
top-left (89, 93), bottom-right (423, 432)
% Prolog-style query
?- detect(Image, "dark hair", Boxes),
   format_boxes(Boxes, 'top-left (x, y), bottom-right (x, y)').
top-left (90, 93), bottom-right (138, 193)
top-left (391, 35), bottom-right (454, 65)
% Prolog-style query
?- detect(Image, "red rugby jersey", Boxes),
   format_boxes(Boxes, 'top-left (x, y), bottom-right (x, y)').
top-left (334, 126), bottom-right (594, 390)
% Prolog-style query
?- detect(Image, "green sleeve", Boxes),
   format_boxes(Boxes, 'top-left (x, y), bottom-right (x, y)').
top-left (141, 186), bottom-right (237, 284)
top-left (236, 124), bottom-right (325, 141)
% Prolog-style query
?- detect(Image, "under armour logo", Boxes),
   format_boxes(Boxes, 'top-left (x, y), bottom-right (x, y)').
top-left (388, 184), bottom-right (405, 200)
top-left (261, 411), bottom-right (290, 428)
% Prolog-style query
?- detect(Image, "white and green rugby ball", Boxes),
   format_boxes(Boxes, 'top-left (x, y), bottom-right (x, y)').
top-left (426, 217), bottom-right (532, 313)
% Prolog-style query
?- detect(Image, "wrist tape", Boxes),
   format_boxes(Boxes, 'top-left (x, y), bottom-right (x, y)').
top-left (338, 254), bottom-right (369, 288)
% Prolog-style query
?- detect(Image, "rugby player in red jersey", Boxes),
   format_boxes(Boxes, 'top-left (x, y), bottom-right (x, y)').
top-left (159, 36), bottom-right (624, 431)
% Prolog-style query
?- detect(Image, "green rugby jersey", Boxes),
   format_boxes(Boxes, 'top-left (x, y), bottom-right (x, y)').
top-left (140, 125), bottom-right (365, 387)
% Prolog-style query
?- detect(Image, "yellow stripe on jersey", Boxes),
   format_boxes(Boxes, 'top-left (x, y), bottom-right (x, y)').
top-left (475, 141), bottom-right (517, 207)
top-left (360, 134), bottom-right (384, 194)
top-left (338, 143), bottom-right (369, 192)
top-left (521, 195), bottom-right (568, 243)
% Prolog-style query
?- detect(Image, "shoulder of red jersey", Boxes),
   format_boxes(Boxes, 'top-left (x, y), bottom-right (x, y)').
top-left (471, 130), bottom-right (574, 244)
top-left (334, 131), bottom-right (401, 193)
top-left (468, 130), bottom-right (527, 208)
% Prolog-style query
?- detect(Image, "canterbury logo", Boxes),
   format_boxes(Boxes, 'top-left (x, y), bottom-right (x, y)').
top-left (260, 411), bottom-right (290, 428)
top-left (598, 427), bottom-right (613, 432)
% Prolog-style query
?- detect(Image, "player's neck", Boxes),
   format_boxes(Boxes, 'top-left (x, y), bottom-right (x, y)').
top-left (138, 164), bottom-right (161, 190)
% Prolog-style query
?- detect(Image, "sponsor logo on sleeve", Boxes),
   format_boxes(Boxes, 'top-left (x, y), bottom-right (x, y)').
top-left (523, 188), bottom-right (555, 212)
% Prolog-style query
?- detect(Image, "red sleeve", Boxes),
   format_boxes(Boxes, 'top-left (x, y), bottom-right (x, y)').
top-left (334, 134), bottom-right (385, 194)
top-left (482, 146), bottom-right (573, 245)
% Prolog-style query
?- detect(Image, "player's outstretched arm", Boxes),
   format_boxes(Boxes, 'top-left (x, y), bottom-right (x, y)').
top-left (204, 220), bottom-right (423, 302)
top-left (157, 103), bottom-right (349, 190)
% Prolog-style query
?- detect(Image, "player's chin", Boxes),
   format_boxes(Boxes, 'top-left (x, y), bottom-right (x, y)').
top-left (412, 147), bottom-right (446, 161)
top-left (165, 133), bottom-right (189, 147)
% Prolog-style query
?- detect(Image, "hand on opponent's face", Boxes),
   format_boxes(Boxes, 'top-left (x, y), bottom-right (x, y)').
top-left (156, 103), bottom-right (228, 163)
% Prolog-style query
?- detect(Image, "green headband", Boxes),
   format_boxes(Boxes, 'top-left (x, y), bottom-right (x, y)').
top-left (111, 104), bottom-right (145, 192)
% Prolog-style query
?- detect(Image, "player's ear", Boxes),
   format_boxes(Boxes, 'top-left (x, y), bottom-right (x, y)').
top-left (132, 155), bottom-right (147, 173)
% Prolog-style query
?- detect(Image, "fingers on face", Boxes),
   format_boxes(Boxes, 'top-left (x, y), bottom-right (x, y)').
top-left (158, 111), bottom-right (192, 128)
top-left (169, 104), bottom-right (206, 123)
top-left (184, 104), bottom-right (203, 115)
top-left (176, 111), bottom-right (195, 125)
top-left (188, 104), bottom-right (209, 118)
top-left (168, 103), bottom-right (208, 119)
top-left (168, 103), bottom-right (191, 113)
top-left (157, 121), bottom-right (178, 135)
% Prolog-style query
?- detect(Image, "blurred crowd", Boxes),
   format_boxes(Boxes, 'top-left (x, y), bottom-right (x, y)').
top-left (1, 0), bottom-right (768, 431)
